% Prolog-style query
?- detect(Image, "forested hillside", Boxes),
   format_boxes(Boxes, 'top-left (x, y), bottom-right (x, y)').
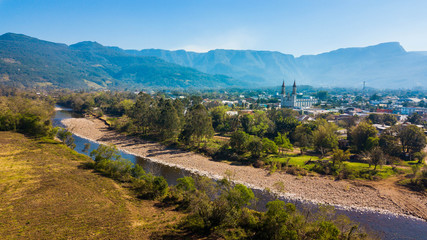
top-left (0, 33), bottom-right (237, 89)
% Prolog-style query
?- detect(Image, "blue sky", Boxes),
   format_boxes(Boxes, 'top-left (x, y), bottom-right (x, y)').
top-left (1, 0), bottom-right (426, 56)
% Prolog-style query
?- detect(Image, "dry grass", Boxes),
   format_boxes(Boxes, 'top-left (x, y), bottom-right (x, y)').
top-left (0, 132), bottom-right (186, 239)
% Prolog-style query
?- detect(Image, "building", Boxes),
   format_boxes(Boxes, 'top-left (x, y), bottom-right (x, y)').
top-left (280, 80), bottom-right (317, 108)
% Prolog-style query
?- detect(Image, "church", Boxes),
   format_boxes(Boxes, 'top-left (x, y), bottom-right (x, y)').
top-left (281, 80), bottom-right (317, 109)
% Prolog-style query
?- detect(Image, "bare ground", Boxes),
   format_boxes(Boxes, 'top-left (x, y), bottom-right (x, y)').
top-left (62, 117), bottom-right (427, 221)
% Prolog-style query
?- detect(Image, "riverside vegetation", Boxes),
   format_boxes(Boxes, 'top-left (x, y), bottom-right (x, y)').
top-left (56, 90), bottom-right (427, 190)
top-left (84, 143), bottom-right (375, 239)
top-left (0, 88), bottom-right (375, 239)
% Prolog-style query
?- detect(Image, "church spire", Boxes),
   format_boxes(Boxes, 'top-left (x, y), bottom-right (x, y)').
top-left (281, 80), bottom-right (285, 95)
top-left (292, 80), bottom-right (297, 95)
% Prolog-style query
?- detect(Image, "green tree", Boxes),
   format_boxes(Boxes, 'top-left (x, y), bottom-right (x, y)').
top-left (366, 147), bottom-right (385, 170)
top-left (180, 104), bottom-right (214, 145)
top-left (248, 137), bottom-right (263, 158)
top-left (350, 122), bottom-right (378, 153)
top-left (210, 105), bottom-right (229, 132)
top-left (230, 130), bottom-right (251, 154)
top-left (56, 128), bottom-right (76, 149)
top-left (383, 114), bottom-right (397, 126)
top-left (116, 99), bottom-right (134, 115)
top-left (316, 91), bottom-right (329, 100)
top-left (379, 133), bottom-right (401, 157)
top-left (407, 112), bottom-right (423, 125)
top-left (397, 125), bottom-right (427, 158)
top-left (90, 144), bottom-right (121, 163)
top-left (274, 132), bottom-right (293, 154)
top-left (313, 120), bottom-right (338, 158)
top-left (293, 124), bottom-right (314, 154)
top-left (262, 138), bottom-right (279, 154)
top-left (257, 200), bottom-right (298, 240)
top-left (131, 93), bottom-right (157, 135)
top-left (331, 148), bottom-right (350, 166)
top-left (157, 99), bottom-right (180, 140)
top-left (241, 111), bottom-right (273, 137)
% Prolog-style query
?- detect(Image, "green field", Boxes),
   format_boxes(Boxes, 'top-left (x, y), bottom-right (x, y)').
top-left (266, 153), bottom-right (410, 179)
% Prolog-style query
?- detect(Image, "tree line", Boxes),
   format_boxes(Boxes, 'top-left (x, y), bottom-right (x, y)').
top-left (0, 89), bottom-right (56, 138)
top-left (56, 90), bottom-right (427, 185)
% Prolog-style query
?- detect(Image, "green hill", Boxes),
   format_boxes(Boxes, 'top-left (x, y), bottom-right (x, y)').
top-left (0, 33), bottom-right (238, 89)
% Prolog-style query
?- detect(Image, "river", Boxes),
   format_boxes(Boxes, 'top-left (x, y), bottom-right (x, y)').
top-left (53, 108), bottom-right (427, 240)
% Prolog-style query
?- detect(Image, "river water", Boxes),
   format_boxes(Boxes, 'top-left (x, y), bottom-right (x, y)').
top-left (53, 108), bottom-right (427, 240)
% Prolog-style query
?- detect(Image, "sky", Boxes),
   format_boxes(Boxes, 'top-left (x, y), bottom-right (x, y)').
top-left (1, 0), bottom-right (427, 56)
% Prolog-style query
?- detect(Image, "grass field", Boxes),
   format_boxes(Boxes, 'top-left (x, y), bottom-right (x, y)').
top-left (0, 132), bottom-right (188, 239)
top-left (266, 153), bottom-right (410, 179)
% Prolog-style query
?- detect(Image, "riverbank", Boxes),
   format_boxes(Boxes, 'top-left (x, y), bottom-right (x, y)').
top-left (62, 116), bottom-right (427, 221)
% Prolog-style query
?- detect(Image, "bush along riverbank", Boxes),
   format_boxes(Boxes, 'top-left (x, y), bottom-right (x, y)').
top-left (87, 143), bottom-right (374, 239)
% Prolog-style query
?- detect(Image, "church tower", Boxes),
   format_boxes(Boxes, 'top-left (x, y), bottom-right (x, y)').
top-left (292, 80), bottom-right (297, 106)
top-left (281, 79), bottom-right (317, 109)
top-left (281, 80), bottom-right (285, 96)
top-left (292, 80), bottom-right (297, 95)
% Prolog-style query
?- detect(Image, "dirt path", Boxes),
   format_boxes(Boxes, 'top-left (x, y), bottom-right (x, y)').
top-left (62, 117), bottom-right (427, 221)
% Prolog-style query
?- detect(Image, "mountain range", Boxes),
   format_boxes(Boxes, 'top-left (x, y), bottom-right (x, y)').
top-left (136, 43), bottom-right (427, 89)
top-left (1, 33), bottom-right (426, 89)
top-left (0, 33), bottom-right (235, 89)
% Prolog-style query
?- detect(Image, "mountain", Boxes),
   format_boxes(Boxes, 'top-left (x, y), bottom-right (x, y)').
top-left (1, 33), bottom-right (426, 89)
top-left (137, 43), bottom-right (427, 89)
top-left (135, 49), bottom-right (301, 86)
top-left (0, 33), bottom-right (237, 89)
top-left (296, 42), bottom-right (427, 88)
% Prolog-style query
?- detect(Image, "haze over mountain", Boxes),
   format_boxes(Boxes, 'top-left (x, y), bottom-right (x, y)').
top-left (1, 33), bottom-right (426, 89)
top-left (0, 33), bottom-right (236, 89)
top-left (137, 43), bottom-right (427, 89)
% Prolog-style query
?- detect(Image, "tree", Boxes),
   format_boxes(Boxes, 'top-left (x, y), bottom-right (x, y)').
top-left (274, 132), bottom-right (293, 154)
top-left (413, 151), bottom-right (426, 164)
top-left (257, 200), bottom-right (298, 240)
top-left (366, 147), bottom-right (385, 170)
top-left (383, 114), bottom-right (397, 126)
top-left (116, 99), bottom-right (134, 115)
top-left (90, 144), bottom-right (121, 163)
top-left (407, 112), bottom-right (423, 125)
top-left (225, 184), bottom-right (255, 209)
top-left (262, 138), bottom-right (278, 154)
top-left (367, 114), bottom-right (383, 124)
top-left (268, 108), bottom-right (299, 137)
top-left (293, 124), bottom-right (314, 154)
top-left (275, 116), bottom-right (299, 137)
top-left (313, 120), bottom-right (338, 158)
top-left (248, 137), bottom-right (263, 158)
top-left (157, 99), bottom-right (180, 140)
top-left (180, 104), bottom-right (214, 145)
top-left (56, 128), bottom-right (76, 149)
top-left (379, 133), bottom-right (401, 157)
top-left (229, 130), bottom-right (250, 154)
top-left (241, 111), bottom-right (273, 137)
top-left (131, 93), bottom-right (156, 135)
top-left (350, 122), bottom-right (378, 153)
top-left (316, 91), bottom-right (329, 100)
top-left (210, 105), bottom-right (229, 132)
top-left (331, 148), bottom-right (350, 166)
top-left (397, 125), bottom-right (426, 158)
